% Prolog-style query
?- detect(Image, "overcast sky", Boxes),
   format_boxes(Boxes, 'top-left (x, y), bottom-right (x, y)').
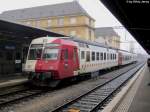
top-left (0, 0), bottom-right (147, 54)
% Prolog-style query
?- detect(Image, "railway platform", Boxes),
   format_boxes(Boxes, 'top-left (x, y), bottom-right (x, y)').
top-left (0, 73), bottom-right (28, 88)
top-left (102, 63), bottom-right (150, 112)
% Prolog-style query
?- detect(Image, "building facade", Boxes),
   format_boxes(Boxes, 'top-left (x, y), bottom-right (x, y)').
top-left (95, 27), bottom-right (120, 49)
top-left (0, 1), bottom-right (95, 41)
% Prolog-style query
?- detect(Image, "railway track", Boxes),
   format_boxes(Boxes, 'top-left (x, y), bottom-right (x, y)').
top-left (0, 62), bottom-right (143, 111)
top-left (51, 63), bottom-right (144, 112)
top-left (0, 87), bottom-right (50, 108)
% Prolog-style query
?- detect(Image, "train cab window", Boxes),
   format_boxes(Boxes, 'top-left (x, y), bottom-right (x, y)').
top-left (81, 51), bottom-right (85, 60)
top-left (28, 48), bottom-right (42, 60)
top-left (43, 48), bottom-right (59, 60)
top-left (92, 52), bottom-right (95, 61)
top-left (86, 51), bottom-right (90, 62)
top-left (96, 52), bottom-right (99, 60)
top-left (104, 53), bottom-right (106, 60)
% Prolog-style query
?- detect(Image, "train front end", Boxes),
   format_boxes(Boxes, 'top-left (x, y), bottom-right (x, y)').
top-left (24, 37), bottom-right (61, 87)
top-left (24, 37), bottom-right (79, 87)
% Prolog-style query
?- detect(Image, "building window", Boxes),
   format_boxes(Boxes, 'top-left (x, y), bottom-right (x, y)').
top-left (92, 52), bottom-right (95, 61)
top-left (26, 21), bottom-right (30, 25)
top-left (70, 31), bottom-right (76, 36)
top-left (70, 17), bottom-right (76, 24)
top-left (48, 19), bottom-right (51, 27)
top-left (6, 52), bottom-right (13, 60)
top-left (58, 18), bottom-right (64, 26)
top-left (85, 18), bottom-right (89, 25)
top-left (36, 20), bottom-right (40, 27)
top-left (81, 51), bottom-right (85, 60)
top-left (59, 31), bottom-right (64, 34)
top-left (89, 29), bottom-right (92, 40)
top-left (90, 20), bottom-right (94, 27)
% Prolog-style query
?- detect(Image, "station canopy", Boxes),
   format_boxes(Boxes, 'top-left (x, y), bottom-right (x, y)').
top-left (100, 0), bottom-right (150, 54)
top-left (0, 19), bottom-right (65, 43)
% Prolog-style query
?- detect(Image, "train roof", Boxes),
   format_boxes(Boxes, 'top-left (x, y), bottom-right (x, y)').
top-left (62, 36), bottom-right (136, 54)
top-left (31, 36), bottom-right (136, 54)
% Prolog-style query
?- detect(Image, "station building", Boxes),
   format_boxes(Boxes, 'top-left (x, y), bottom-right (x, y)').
top-left (0, 1), bottom-right (95, 41)
top-left (0, 19), bottom-right (64, 76)
top-left (95, 27), bottom-right (120, 49)
top-left (0, 1), bottom-right (121, 76)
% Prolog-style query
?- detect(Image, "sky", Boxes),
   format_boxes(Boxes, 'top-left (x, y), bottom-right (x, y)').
top-left (0, 0), bottom-right (147, 54)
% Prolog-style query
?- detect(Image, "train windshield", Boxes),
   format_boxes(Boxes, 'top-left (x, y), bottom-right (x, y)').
top-left (43, 48), bottom-right (59, 60)
top-left (28, 44), bottom-right (43, 60)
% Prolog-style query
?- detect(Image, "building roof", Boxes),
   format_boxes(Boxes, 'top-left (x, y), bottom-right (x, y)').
top-left (95, 27), bottom-right (119, 38)
top-left (0, 19), bottom-right (65, 43)
top-left (0, 1), bottom-right (93, 21)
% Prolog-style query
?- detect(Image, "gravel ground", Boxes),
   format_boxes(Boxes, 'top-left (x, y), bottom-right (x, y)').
top-left (0, 64), bottom-right (137, 112)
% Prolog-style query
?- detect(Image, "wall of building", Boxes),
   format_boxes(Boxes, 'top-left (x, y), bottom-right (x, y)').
top-left (20, 15), bottom-right (95, 41)
top-left (95, 36), bottom-right (120, 49)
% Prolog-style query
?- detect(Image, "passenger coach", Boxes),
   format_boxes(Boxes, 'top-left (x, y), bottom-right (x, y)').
top-left (24, 36), bottom-right (136, 87)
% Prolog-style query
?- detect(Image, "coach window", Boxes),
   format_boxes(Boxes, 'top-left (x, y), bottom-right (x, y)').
top-left (100, 53), bottom-right (103, 60)
top-left (92, 52), bottom-right (95, 61)
top-left (107, 53), bottom-right (109, 60)
top-left (110, 54), bottom-right (112, 60)
top-left (110, 54), bottom-right (111, 60)
top-left (86, 51), bottom-right (90, 62)
top-left (111, 54), bottom-right (113, 60)
top-left (104, 53), bottom-right (106, 60)
top-left (96, 52), bottom-right (99, 60)
top-left (113, 54), bottom-right (114, 60)
top-left (81, 51), bottom-right (85, 60)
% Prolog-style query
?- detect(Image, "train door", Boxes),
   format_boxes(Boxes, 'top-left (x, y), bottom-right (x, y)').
top-left (72, 47), bottom-right (79, 76)
top-left (60, 48), bottom-right (72, 78)
top-left (118, 52), bottom-right (122, 65)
